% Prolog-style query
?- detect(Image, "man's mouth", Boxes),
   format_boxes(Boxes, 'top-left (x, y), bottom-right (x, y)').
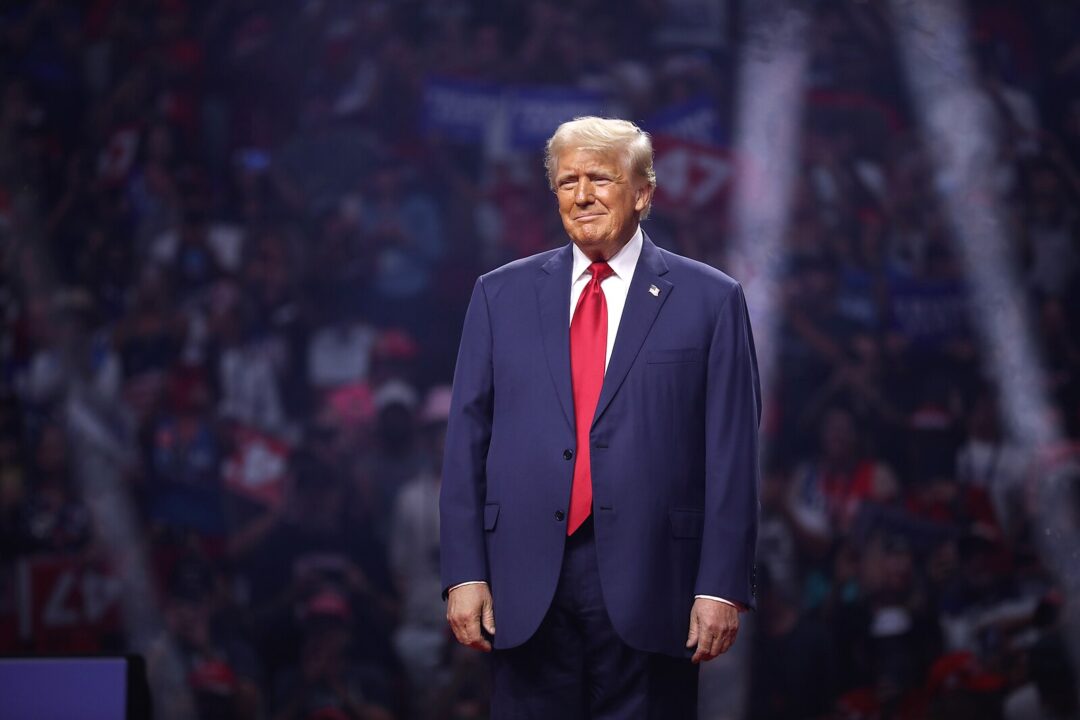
top-left (574, 213), bottom-right (604, 221)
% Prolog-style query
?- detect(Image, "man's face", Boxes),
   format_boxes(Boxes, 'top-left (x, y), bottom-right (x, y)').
top-left (555, 147), bottom-right (652, 260)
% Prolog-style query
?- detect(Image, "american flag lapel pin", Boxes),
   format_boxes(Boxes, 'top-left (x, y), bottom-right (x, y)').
top-left (649, 284), bottom-right (660, 297)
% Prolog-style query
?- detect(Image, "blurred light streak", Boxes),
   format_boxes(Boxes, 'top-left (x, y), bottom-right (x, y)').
top-left (701, 2), bottom-right (809, 717)
top-left (890, 0), bottom-right (1080, 687)
top-left (66, 389), bottom-right (196, 720)
top-left (726, 1), bottom-right (810, 446)
top-left (6, 214), bottom-right (195, 717)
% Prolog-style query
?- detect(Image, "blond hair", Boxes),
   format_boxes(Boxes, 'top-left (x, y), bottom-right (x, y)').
top-left (544, 117), bottom-right (656, 219)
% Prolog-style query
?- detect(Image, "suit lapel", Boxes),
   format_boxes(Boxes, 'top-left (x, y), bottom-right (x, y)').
top-left (536, 244), bottom-right (576, 432)
top-left (592, 233), bottom-right (671, 428)
top-left (536, 235), bottom-right (673, 433)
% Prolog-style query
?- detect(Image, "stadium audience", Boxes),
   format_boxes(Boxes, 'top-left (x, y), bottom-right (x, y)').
top-left (2, 1), bottom-right (1078, 718)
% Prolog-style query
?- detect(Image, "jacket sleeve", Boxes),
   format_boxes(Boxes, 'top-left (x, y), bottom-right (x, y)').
top-left (439, 276), bottom-right (495, 597)
top-left (695, 282), bottom-right (761, 608)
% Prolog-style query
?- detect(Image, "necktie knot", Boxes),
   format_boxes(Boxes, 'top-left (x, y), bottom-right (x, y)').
top-left (588, 261), bottom-right (614, 284)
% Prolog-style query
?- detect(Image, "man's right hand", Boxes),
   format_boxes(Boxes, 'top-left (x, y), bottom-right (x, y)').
top-left (446, 583), bottom-right (496, 652)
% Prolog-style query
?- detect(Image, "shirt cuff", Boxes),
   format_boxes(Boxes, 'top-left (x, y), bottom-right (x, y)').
top-left (695, 594), bottom-right (746, 611)
top-left (448, 581), bottom-right (488, 593)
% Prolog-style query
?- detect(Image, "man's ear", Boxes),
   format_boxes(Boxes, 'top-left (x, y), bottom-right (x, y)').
top-left (635, 183), bottom-right (654, 213)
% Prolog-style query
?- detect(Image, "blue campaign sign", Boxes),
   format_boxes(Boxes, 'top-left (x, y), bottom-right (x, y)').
top-left (645, 96), bottom-right (725, 146)
top-left (888, 273), bottom-right (972, 348)
top-left (506, 86), bottom-right (608, 149)
top-left (422, 76), bottom-right (503, 143)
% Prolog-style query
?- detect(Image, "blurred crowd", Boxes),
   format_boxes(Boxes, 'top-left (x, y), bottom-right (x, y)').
top-left (1, 0), bottom-right (1079, 718)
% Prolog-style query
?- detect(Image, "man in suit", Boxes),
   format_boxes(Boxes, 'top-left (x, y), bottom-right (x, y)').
top-left (440, 117), bottom-right (761, 718)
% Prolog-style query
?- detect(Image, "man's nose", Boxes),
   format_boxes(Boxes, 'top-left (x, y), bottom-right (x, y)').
top-left (574, 180), bottom-right (594, 205)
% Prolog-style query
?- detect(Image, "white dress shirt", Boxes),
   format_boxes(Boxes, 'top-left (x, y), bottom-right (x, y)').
top-left (569, 225), bottom-right (643, 367)
top-left (452, 227), bottom-right (739, 610)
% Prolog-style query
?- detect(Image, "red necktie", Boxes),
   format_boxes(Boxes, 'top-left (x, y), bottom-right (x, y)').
top-left (568, 261), bottom-right (614, 535)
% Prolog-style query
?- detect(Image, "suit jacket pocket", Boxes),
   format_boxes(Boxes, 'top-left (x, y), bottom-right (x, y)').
top-left (669, 508), bottom-right (704, 538)
top-left (647, 348), bottom-right (704, 364)
top-left (484, 503), bottom-right (500, 531)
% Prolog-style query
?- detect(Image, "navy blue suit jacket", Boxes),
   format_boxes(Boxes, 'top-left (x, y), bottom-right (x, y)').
top-left (440, 233), bottom-right (761, 657)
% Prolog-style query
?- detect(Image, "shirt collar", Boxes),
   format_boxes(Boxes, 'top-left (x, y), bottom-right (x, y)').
top-left (571, 225), bottom-right (644, 282)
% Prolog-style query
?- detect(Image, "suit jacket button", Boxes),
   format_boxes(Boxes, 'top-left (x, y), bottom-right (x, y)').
top-left (563, 449), bottom-right (573, 460)
top-left (554, 510), bottom-right (565, 521)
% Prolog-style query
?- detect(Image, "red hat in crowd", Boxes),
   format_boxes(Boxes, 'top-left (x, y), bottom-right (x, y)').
top-left (188, 658), bottom-right (238, 695)
top-left (303, 588), bottom-right (351, 622)
top-left (926, 651), bottom-right (1006, 694)
top-left (373, 329), bottom-right (418, 361)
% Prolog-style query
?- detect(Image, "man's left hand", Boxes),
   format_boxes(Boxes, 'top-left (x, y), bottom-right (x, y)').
top-left (685, 598), bottom-right (739, 663)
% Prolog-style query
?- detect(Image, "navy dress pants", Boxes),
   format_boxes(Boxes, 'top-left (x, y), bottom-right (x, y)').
top-left (490, 517), bottom-right (699, 719)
